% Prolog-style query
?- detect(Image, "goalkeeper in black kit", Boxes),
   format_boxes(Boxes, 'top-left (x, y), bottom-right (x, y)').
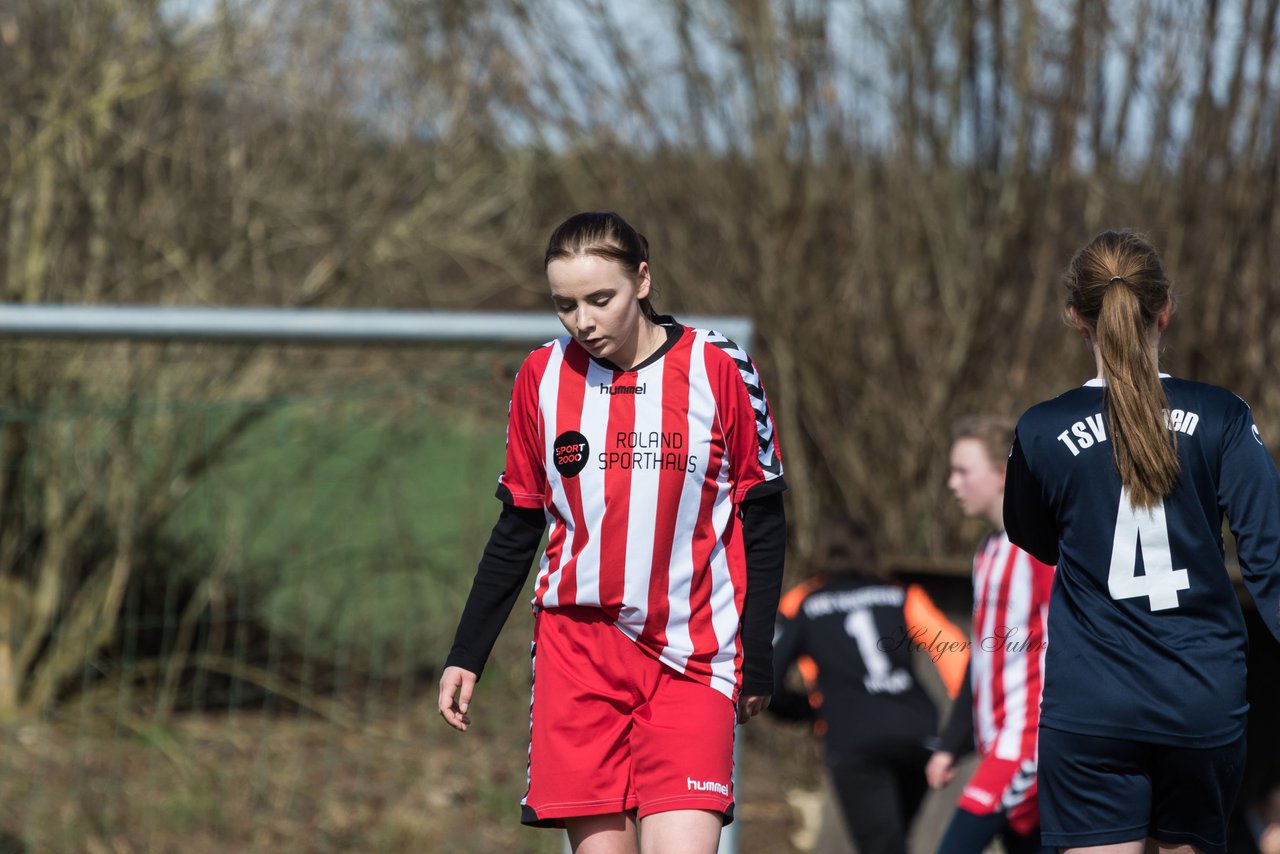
top-left (770, 516), bottom-right (968, 854)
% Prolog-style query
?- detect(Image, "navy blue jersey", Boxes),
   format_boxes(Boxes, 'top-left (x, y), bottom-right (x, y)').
top-left (1005, 377), bottom-right (1280, 747)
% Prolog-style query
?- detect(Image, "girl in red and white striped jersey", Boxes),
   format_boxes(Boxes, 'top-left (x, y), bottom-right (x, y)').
top-left (927, 416), bottom-right (1054, 854)
top-left (438, 211), bottom-right (787, 854)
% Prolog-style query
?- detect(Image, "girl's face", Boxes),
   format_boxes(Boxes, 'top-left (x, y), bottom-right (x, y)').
top-left (948, 438), bottom-right (1006, 526)
top-left (547, 254), bottom-right (651, 366)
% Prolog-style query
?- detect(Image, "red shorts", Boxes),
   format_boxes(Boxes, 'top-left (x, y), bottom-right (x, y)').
top-left (521, 606), bottom-right (737, 828)
top-left (956, 753), bottom-right (1040, 835)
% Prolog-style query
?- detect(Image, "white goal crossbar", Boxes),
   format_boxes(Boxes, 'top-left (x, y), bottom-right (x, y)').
top-left (0, 305), bottom-right (753, 351)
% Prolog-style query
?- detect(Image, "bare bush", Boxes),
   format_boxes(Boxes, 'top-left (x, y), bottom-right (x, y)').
top-left (2, 0), bottom-right (1278, 717)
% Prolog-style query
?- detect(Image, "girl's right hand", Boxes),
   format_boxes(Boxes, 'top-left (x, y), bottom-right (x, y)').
top-left (438, 665), bottom-right (477, 732)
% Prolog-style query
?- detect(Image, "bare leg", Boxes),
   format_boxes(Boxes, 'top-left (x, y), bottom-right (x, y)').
top-left (638, 809), bottom-right (722, 854)
top-left (566, 812), bottom-right (639, 854)
top-left (1063, 842), bottom-right (1153, 854)
top-left (1144, 840), bottom-right (1202, 854)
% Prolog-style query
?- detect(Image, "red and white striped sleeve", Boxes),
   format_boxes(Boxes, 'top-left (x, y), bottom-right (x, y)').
top-left (496, 348), bottom-right (549, 509)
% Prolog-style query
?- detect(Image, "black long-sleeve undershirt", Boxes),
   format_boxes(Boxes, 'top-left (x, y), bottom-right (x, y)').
top-left (738, 491), bottom-right (787, 696)
top-left (932, 659), bottom-right (975, 758)
top-left (444, 503), bottom-right (547, 679)
top-left (444, 491), bottom-right (787, 695)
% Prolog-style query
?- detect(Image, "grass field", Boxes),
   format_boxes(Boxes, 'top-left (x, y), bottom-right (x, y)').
top-left (0, 690), bottom-right (832, 853)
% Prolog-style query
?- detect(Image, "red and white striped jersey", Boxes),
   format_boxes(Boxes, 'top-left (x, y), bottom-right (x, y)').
top-left (498, 322), bottom-right (785, 701)
top-left (969, 531), bottom-right (1054, 761)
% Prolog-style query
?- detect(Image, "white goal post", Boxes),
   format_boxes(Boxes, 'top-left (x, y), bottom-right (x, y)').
top-left (0, 304), bottom-right (753, 351)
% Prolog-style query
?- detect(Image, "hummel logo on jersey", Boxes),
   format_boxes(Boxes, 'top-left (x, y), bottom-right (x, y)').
top-left (687, 777), bottom-right (730, 796)
top-left (553, 431), bottom-right (589, 478)
top-left (599, 383), bottom-right (646, 395)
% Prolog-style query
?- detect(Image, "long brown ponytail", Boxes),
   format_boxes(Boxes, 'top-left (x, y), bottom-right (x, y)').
top-left (1064, 230), bottom-right (1177, 508)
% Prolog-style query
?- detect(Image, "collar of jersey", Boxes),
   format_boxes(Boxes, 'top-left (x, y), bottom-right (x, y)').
top-left (1083, 372), bottom-right (1172, 387)
top-left (588, 317), bottom-right (685, 373)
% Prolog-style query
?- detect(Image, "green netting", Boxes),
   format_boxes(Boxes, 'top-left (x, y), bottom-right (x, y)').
top-left (0, 341), bottom-right (560, 853)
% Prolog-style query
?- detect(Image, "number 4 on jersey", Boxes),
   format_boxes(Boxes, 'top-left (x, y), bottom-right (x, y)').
top-left (1108, 487), bottom-right (1190, 611)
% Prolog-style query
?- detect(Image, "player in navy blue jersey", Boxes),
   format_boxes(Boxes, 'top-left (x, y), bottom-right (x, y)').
top-left (1004, 230), bottom-right (1280, 854)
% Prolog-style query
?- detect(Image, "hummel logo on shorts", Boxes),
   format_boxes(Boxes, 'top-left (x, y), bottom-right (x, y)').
top-left (687, 777), bottom-right (730, 796)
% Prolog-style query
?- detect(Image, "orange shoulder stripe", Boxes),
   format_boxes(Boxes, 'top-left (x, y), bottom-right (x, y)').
top-left (779, 576), bottom-right (823, 618)
top-left (778, 577), bottom-right (825, 694)
top-left (904, 583), bottom-right (969, 698)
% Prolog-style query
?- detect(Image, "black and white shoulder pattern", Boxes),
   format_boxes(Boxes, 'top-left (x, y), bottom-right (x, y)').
top-left (706, 331), bottom-right (783, 480)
